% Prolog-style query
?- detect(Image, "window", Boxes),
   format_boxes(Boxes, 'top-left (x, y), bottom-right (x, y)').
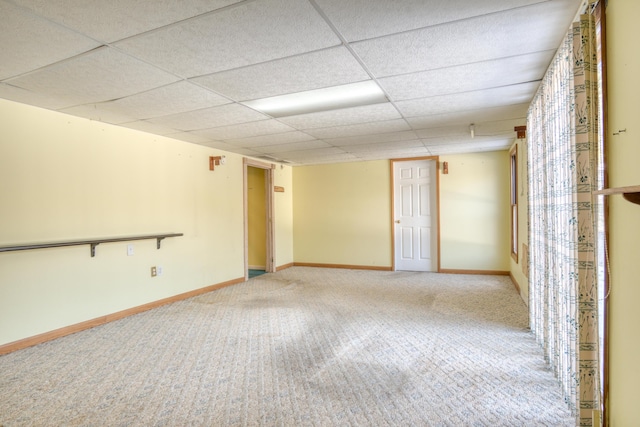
top-left (509, 145), bottom-right (518, 262)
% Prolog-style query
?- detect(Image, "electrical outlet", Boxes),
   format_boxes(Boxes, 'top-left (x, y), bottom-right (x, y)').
top-left (150, 266), bottom-right (157, 277)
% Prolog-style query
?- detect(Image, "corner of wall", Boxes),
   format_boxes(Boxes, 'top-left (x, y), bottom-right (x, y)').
top-left (508, 138), bottom-right (530, 305)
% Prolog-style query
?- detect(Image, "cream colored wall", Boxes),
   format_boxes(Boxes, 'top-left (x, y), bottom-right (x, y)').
top-left (293, 160), bottom-right (392, 267)
top-left (0, 98), bottom-right (294, 346)
top-left (605, 0), bottom-right (640, 423)
top-left (0, 98), bottom-right (510, 347)
top-left (439, 151), bottom-right (511, 271)
top-left (509, 140), bottom-right (530, 303)
top-left (293, 154), bottom-right (510, 271)
top-left (247, 166), bottom-right (266, 268)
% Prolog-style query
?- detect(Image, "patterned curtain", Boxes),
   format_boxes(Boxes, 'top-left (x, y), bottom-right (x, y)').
top-left (527, 12), bottom-right (601, 426)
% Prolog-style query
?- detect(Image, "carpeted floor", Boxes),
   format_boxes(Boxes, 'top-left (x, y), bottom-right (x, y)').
top-left (0, 267), bottom-right (575, 426)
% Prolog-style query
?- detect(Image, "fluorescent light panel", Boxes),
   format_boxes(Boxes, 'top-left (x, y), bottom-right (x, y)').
top-left (242, 80), bottom-right (387, 118)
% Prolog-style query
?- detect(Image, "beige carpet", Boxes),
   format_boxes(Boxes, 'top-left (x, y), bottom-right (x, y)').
top-left (0, 267), bottom-right (575, 426)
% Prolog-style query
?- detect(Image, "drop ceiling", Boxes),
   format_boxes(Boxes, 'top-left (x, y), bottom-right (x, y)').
top-left (0, 0), bottom-right (582, 165)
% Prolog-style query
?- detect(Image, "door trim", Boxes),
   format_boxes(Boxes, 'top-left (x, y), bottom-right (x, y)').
top-left (390, 156), bottom-right (441, 272)
top-left (243, 158), bottom-right (275, 280)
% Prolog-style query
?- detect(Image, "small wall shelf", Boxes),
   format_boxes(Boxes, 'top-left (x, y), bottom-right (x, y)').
top-left (593, 185), bottom-right (640, 205)
top-left (0, 233), bottom-right (183, 257)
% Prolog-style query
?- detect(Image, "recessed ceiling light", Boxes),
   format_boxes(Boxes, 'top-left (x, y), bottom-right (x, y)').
top-left (242, 80), bottom-right (387, 118)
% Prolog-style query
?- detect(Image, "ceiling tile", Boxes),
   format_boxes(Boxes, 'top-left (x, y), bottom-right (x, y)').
top-left (231, 148), bottom-right (267, 157)
top-left (5, 46), bottom-right (180, 108)
top-left (415, 118), bottom-right (525, 141)
top-left (352, 0), bottom-right (580, 77)
top-left (314, 0), bottom-right (544, 42)
top-left (406, 104), bottom-right (529, 129)
top-left (353, 146), bottom-right (431, 160)
top-left (396, 82), bottom-right (539, 118)
top-left (256, 140), bottom-right (331, 154)
top-left (305, 119), bottom-right (412, 139)
top-left (62, 81), bottom-right (230, 124)
top-left (273, 146), bottom-right (346, 160)
top-left (249, 154), bottom-right (292, 163)
top-left (0, 1), bottom-right (99, 80)
top-left (119, 120), bottom-right (178, 136)
top-left (342, 139), bottom-right (425, 153)
top-left (321, 130), bottom-right (420, 147)
top-left (196, 140), bottom-right (239, 150)
top-left (0, 82), bottom-right (72, 110)
top-left (100, 82), bottom-right (230, 120)
top-left (60, 104), bottom-right (134, 124)
top-left (11, 0), bottom-right (243, 43)
top-left (194, 120), bottom-right (296, 141)
top-left (225, 131), bottom-right (316, 148)
top-left (165, 131), bottom-right (214, 145)
top-left (148, 103), bottom-right (268, 132)
top-left (290, 153), bottom-right (360, 165)
top-left (115, 0), bottom-right (341, 78)
top-left (379, 50), bottom-right (555, 101)
top-left (278, 103), bottom-right (400, 130)
top-left (197, 141), bottom-right (262, 157)
top-left (192, 47), bottom-right (369, 101)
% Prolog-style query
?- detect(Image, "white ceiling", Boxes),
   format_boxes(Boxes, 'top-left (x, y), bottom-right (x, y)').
top-left (0, 0), bottom-right (581, 165)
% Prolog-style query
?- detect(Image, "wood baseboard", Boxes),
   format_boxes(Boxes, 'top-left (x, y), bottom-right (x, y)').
top-left (0, 276), bottom-right (245, 356)
top-left (293, 262), bottom-right (393, 271)
top-left (439, 269), bottom-right (510, 276)
top-left (509, 272), bottom-right (522, 293)
top-left (509, 272), bottom-right (529, 306)
top-left (276, 262), bottom-right (294, 271)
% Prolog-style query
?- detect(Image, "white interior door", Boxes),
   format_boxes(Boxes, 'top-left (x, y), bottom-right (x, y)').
top-left (394, 160), bottom-right (437, 272)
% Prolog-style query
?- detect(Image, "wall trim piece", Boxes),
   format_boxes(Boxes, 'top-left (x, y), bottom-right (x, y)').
top-left (293, 262), bottom-right (392, 271)
top-left (509, 272), bottom-right (522, 293)
top-left (276, 262), bottom-right (294, 271)
top-left (0, 277), bottom-right (245, 355)
top-left (439, 269), bottom-right (510, 276)
top-left (509, 272), bottom-right (528, 306)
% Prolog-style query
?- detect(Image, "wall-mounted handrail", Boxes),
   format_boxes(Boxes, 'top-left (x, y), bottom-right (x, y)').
top-left (0, 233), bottom-right (183, 257)
top-left (594, 185), bottom-right (640, 205)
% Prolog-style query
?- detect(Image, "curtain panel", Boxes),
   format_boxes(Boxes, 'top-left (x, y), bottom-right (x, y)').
top-left (527, 13), bottom-right (600, 426)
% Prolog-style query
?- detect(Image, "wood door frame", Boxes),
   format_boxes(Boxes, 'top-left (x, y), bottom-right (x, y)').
top-left (243, 158), bottom-right (275, 280)
top-left (390, 156), bottom-right (441, 272)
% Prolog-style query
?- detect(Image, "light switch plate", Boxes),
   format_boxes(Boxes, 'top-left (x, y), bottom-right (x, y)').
top-left (127, 244), bottom-right (134, 256)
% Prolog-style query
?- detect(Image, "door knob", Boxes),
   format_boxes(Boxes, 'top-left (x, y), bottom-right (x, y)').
top-left (395, 220), bottom-right (400, 223)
